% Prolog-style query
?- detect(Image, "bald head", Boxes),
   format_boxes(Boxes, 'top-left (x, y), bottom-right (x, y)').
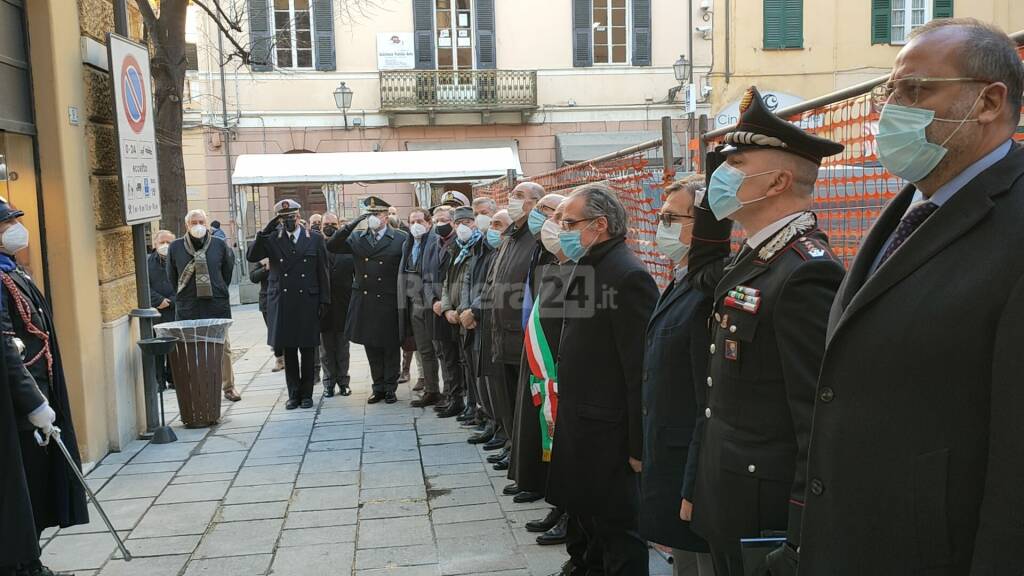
top-left (491, 209), bottom-right (512, 234)
top-left (513, 182), bottom-right (545, 201)
top-left (537, 193), bottom-right (567, 213)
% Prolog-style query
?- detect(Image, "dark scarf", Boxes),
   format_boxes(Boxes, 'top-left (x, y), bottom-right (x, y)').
top-left (179, 233), bottom-right (213, 298)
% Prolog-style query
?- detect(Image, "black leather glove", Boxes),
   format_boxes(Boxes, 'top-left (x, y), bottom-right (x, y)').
top-left (261, 215), bottom-right (281, 235)
top-left (754, 543), bottom-right (799, 576)
top-left (343, 212), bottom-right (370, 234)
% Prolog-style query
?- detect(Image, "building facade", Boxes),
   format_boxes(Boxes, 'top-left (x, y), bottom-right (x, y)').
top-left (707, 0), bottom-right (1024, 126)
top-left (182, 0), bottom-right (714, 235)
top-left (1, 0), bottom-right (148, 464)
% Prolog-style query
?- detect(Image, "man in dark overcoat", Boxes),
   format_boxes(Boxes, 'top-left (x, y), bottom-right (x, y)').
top-left (149, 229), bottom-right (177, 389)
top-left (686, 87), bottom-right (845, 576)
top-left (247, 200), bottom-right (330, 410)
top-left (319, 213), bottom-right (353, 398)
top-left (167, 209), bottom-right (239, 401)
top-left (326, 196), bottom-right (408, 404)
top-left (799, 20), bottom-right (1024, 575)
top-left (0, 201), bottom-right (89, 576)
top-left (545, 184), bottom-right (659, 576)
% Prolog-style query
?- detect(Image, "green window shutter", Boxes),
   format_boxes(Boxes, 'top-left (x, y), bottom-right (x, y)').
top-left (475, 0), bottom-right (496, 70)
top-left (413, 0), bottom-right (435, 70)
top-left (783, 0), bottom-right (803, 49)
top-left (763, 0), bottom-right (784, 49)
top-left (247, 0), bottom-right (273, 71)
top-left (933, 0), bottom-right (953, 19)
top-left (871, 0), bottom-right (891, 45)
top-left (572, 0), bottom-right (593, 67)
top-left (312, 0), bottom-right (335, 71)
top-left (632, 0), bottom-right (652, 66)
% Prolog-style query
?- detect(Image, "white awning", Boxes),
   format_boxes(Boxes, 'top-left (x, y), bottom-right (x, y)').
top-left (231, 147), bottom-right (523, 186)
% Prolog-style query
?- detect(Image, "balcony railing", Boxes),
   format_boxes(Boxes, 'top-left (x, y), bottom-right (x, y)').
top-left (380, 70), bottom-right (538, 113)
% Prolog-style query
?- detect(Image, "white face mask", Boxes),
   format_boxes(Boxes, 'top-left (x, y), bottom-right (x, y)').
top-left (156, 243), bottom-right (170, 257)
top-left (367, 215), bottom-right (382, 231)
top-left (456, 223), bottom-right (474, 243)
top-left (189, 224), bottom-right (207, 239)
top-left (410, 223), bottom-right (427, 238)
top-left (507, 198), bottom-right (526, 220)
top-left (540, 219), bottom-right (562, 255)
top-left (475, 214), bottom-right (492, 232)
top-left (0, 223), bottom-right (29, 255)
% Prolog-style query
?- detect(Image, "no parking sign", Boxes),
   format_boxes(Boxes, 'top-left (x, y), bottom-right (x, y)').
top-left (107, 34), bottom-right (161, 224)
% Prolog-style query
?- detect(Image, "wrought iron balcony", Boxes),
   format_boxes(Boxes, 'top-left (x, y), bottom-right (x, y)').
top-left (379, 70), bottom-right (538, 113)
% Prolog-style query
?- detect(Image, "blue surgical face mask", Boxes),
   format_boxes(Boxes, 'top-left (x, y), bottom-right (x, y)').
top-left (485, 228), bottom-right (502, 248)
top-left (707, 163), bottom-right (778, 221)
top-left (875, 94), bottom-right (982, 183)
top-left (655, 222), bottom-right (692, 263)
top-left (528, 208), bottom-right (547, 235)
top-left (558, 220), bottom-right (597, 262)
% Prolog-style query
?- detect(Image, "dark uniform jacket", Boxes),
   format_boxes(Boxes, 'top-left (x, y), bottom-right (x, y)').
top-left (1, 332), bottom-right (40, 567)
top-left (249, 263), bottom-right (270, 315)
top-left (639, 272), bottom-right (712, 552)
top-left (1, 267), bottom-right (89, 530)
top-left (327, 224), bottom-right (408, 349)
top-left (148, 252), bottom-right (175, 324)
top-left (430, 234), bottom-right (458, 343)
top-left (800, 144), bottom-right (1024, 576)
top-left (397, 229), bottom-right (443, 342)
top-left (167, 234), bottom-right (234, 320)
top-left (546, 237), bottom-right (659, 520)
top-left (688, 208), bottom-right (844, 549)
top-left (321, 250), bottom-right (354, 334)
top-left (247, 227), bottom-right (330, 349)
top-left (483, 222), bottom-right (537, 365)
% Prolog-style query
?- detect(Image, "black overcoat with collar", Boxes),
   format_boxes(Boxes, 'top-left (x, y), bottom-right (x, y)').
top-left (247, 226), bottom-right (330, 348)
top-left (327, 224), bottom-right (408, 349)
top-left (799, 143), bottom-right (1024, 576)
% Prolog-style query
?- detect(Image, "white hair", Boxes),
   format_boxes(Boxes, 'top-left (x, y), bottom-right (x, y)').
top-left (184, 209), bottom-right (207, 223)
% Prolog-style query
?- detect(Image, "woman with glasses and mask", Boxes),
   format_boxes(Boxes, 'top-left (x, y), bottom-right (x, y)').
top-left (637, 176), bottom-right (714, 576)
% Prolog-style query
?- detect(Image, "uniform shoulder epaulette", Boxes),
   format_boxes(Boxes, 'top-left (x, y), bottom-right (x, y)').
top-left (791, 235), bottom-right (838, 262)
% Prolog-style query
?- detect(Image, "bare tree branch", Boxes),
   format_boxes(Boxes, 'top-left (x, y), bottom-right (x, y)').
top-left (192, 0), bottom-right (252, 64)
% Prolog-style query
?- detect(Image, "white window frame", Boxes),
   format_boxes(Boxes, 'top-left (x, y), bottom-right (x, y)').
top-left (890, 0), bottom-right (931, 45)
top-left (273, 0), bottom-right (316, 70)
top-left (592, 0), bottom-right (631, 66)
top-left (433, 0), bottom-right (476, 71)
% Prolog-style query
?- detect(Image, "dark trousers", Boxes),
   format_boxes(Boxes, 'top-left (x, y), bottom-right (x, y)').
top-left (577, 514), bottom-right (649, 576)
top-left (410, 305), bottom-right (440, 394)
top-left (434, 337), bottom-right (462, 400)
top-left (320, 330), bottom-right (350, 388)
top-left (494, 362), bottom-right (519, 448)
top-left (706, 538), bottom-right (744, 576)
top-left (283, 347), bottom-right (316, 401)
top-left (459, 330), bottom-right (476, 409)
top-left (566, 513), bottom-right (595, 573)
top-left (19, 430), bottom-right (55, 532)
top-left (365, 345), bottom-right (400, 395)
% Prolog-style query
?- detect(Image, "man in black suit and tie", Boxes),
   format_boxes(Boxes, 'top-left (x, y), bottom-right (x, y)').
top-left (327, 196), bottom-right (409, 404)
top-left (798, 19), bottom-right (1024, 575)
top-left (247, 199), bottom-right (330, 410)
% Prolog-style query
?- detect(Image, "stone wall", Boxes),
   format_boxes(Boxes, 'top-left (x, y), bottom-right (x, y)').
top-left (78, 0), bottom-right (144, 322)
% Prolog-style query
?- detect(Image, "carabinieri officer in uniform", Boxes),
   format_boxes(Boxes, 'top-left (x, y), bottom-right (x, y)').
top-left (247, 199), bottom-right (330, 410)
top-left (326, 196), bottom-right (408, 404)
top-left (687, 87), bottom-right (846, 576)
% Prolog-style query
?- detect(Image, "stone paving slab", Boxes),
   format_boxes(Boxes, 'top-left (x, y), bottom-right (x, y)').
top-left (38, 307), bottom-right (674, 576)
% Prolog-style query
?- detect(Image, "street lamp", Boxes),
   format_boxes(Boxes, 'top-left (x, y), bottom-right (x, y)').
top-left (673, 54), bottom-right (691, 84)
top-left (334, 81), bottom-right (354, 130)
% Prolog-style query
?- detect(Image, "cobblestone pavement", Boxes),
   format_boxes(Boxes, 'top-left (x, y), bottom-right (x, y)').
top-left (38, 305), bottom-right (672, 575)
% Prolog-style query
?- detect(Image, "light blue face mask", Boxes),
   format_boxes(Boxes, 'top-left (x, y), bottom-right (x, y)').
top-left (528, 208), bottom-right (547, 235)
top-left (875, 96), bottom-right (981, 183)
top-left (485, 228), bottom-right (502, 248)
top-left (707, 163), bottom-right (777, 221)
top-left (558, 220), bottom-right (597, 262)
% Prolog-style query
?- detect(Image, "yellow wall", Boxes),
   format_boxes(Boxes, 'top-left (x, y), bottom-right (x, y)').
top-left (709, 0), bottom-right (1024, 117)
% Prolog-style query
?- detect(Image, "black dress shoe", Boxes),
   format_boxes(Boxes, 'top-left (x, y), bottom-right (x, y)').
top-left (514, 491), bottom-right (543, 503)
top-left (433, 400), bottom-right (450, 413)
top-left (323, 386), bottom-right (335, 398)
top-left (367, 393), bottom-right (384, 404)
top-left (486, 447), bottom-right (509, 463)
top-left (385, 392), bottom-right (398, 404)
top-left (482, 437), bottom-right (506, 451)
top-left (437, 400), bottom-right (464, 418)
top-left (467, 430), bottom-right (494, 445)
top-left (455, 406), bottom-right (476, 422)
top-left (285, 399), bottom-right (300, 410)
top-left (502, 482), bottom-right (521, 496)
top-left (412, 378), bottom-right (425, 392)
top-left (526, 507), bottom-right (563, 533)
top-left (339, 385), bottom-right (351, 396)
top-left (536, 514), bottom-right (568, 545)
top-left (411, 392), bottom-right (441, 408)
top-left (300, 398), bottom-right (314, 409)
top-left (492, 456), bottom-right (509, 471)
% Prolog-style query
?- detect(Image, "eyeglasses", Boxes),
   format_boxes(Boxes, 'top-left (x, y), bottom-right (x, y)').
top-left (657, 212), bottom-right (694, 226)
top-left (559, 216), bottom-right (600, 231)
top-left (869, 77), bottom-right (991, 112)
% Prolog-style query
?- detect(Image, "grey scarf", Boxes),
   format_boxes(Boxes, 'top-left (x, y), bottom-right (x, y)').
top-left (178, 233), bottom-right (213, 299)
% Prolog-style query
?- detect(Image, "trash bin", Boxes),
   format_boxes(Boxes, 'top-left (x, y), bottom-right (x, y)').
top-left (154, 319), bottom-right (233, 428)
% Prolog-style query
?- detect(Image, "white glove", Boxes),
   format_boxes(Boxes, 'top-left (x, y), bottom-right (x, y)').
top-left (28, 401), bottom-right (56, 435)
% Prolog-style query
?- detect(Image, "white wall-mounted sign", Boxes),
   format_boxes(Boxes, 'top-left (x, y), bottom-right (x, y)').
top-left (107, 33), bottom-right (161, 224)
top-left (377, 33), bottom-right (416, 70)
